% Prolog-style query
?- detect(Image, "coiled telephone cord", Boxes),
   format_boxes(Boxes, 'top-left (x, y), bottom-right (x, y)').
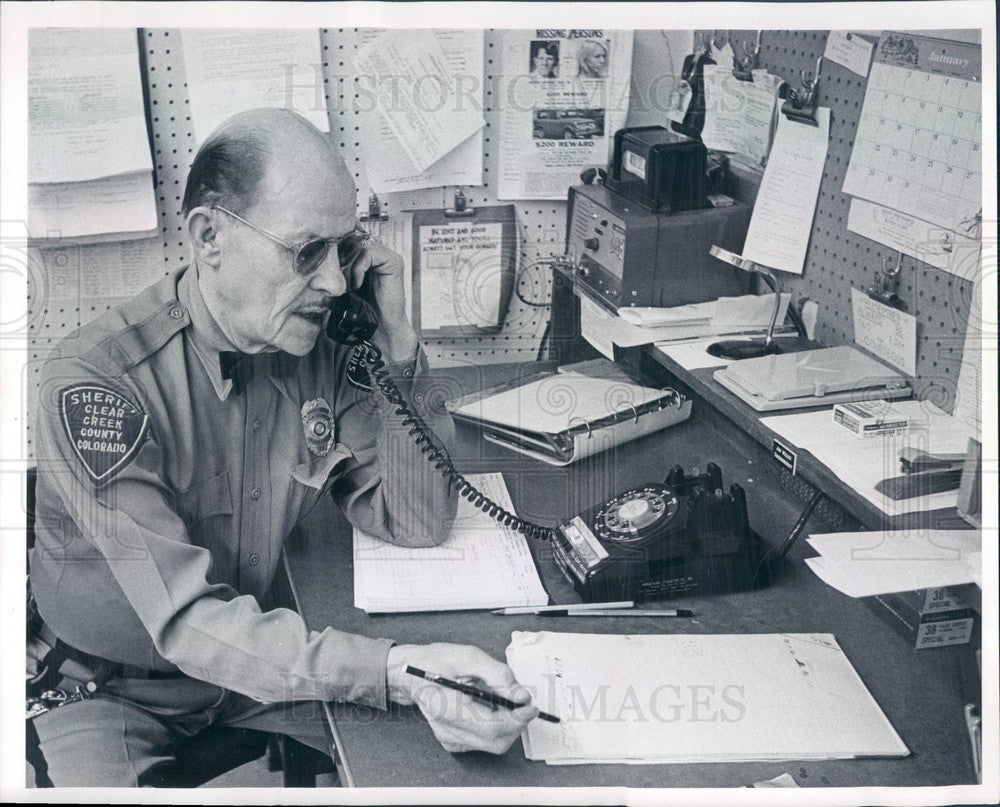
top-left (362, 342), bottom-right (557, 542)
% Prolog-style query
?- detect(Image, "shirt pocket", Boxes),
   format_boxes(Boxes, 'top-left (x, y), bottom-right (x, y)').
top-left (292, 443), bottom-right (353, 491)
top-left (179, 469), bottom-right (234, 525)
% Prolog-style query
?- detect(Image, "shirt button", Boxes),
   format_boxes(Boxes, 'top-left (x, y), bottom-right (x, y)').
top-left (168, 305), bottom-right (184, 319)
top-left (248, 553), bottom-right (260, 566)
top-left (252, 419), bottom-right (261, 432)
top-left (250, 488), bottom-right (262, 500)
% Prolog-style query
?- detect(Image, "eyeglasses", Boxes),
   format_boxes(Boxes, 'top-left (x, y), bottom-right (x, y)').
top-left (212, 205), bottom-right (370, 276)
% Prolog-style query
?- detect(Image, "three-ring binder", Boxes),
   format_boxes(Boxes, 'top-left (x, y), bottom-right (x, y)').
top-left (446, 361), bottom-right (692, 466)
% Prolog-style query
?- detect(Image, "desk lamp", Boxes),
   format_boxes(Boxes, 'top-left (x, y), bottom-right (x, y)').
top-left (707, 244), bottom-right (785, 360)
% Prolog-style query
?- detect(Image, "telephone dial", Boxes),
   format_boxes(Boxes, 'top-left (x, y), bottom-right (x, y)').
top-left (328, 290), bottom-right (771, 600)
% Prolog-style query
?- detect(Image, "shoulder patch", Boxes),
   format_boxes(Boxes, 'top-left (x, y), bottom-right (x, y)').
top-left (346, 345), bottom-right (374, 392)
top-left (60, 384), bottom-right (149, 485)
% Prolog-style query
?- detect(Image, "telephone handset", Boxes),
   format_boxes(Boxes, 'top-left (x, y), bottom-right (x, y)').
top-left (326, 285), bottom-right (379, 347)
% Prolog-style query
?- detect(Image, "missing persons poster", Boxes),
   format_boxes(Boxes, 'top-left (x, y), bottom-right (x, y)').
top-left (497, 29), bottom-right (633, 199)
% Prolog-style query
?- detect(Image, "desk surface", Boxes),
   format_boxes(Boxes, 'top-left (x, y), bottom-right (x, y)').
top-left (285, 362), bottom-right (978, 789)
top-left (641, 343), bottom-right (972, 534)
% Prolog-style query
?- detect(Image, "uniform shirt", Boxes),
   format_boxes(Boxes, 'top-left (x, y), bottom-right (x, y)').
top-left (31, 265), bottom-right (457, 708)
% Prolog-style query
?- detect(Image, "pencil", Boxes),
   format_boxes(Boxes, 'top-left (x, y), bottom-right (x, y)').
top-left (492, 600), bottom-right (634, 615)
top-left (405, 665), bottom-right (560, 723)
top-left (537, 609), bottom-right (693, 617)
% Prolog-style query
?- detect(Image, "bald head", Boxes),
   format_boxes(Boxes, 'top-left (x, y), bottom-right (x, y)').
top-left (181, 108), bottom-right (351, 217)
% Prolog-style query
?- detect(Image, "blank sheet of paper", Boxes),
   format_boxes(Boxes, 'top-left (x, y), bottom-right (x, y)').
top-left (506, 631), bottom-right (908, 765)
top-left (353, 473), bottom-right (548, 613)
top-left (804, 530), bottom-right (981, 597)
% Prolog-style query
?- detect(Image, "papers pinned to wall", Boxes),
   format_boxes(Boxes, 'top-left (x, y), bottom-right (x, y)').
top-left (842, 33), bottom-right (981, 238)
top-left (823, 31), bottom-right (875, 77)
top-left (497, 30), bottom-right (634, 200)
top-left (181, 29), bottom-right (329, 145)
top-left (28, 171), bottom-right (157, 242)
top-left (851, 288), bottom-right (918, 376)
top-left (27, 28), bottom-right (157, 240)
top-left (846, 199), bottom-right (981, 278)
top-left (741, 107), bottom-right (830, 274)
top-left (354, 29), bottom-right (485, 193)
top-left (28, 29), bottom-right (152, 185)
top-left (352, 29), bottom-right (486, 180)
top-left (700, 64), bottom-right (782, 166)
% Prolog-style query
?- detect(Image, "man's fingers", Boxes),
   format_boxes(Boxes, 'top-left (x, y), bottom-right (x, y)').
top-left (510, 701), bottom-right (540, 724)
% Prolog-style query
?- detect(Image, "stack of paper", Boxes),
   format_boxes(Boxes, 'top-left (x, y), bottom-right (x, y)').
top-left (28, 29), bottom-right (156, 240)
top-left (804, 530), bottom-right (982, 597)
top-left (353, 473), bottom-right (548, 613)
top-left (507, 631), bottom-right (909, 765)
top-left (581, 294), bottom-right (791, 359)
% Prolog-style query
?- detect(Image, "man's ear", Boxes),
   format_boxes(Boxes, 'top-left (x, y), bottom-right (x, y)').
top-left (187, 207), bottom-right (222, 269)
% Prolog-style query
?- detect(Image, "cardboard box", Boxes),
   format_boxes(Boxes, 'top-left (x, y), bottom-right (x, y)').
top-left (833, 400), bottom-right (908, 437)
top-left (865, 587), bottom-right (976, 649)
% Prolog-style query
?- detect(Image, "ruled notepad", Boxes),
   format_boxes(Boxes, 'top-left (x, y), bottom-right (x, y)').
top-left (353, 473), bottom-right (548, 613)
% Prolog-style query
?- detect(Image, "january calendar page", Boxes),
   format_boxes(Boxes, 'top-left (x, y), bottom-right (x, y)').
top-left (843, 32), bottom-right (981, 238)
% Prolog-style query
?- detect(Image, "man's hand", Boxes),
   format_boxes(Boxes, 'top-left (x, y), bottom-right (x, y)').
top-left (345, 239), bottom-right (417, 364)
top-left (386, 643), bottom-right (540, 754)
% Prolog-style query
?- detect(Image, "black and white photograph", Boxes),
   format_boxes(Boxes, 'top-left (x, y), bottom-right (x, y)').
top-left (528, 39), bottom-right (561, 78)
top-left (532, 108), bottom-right (605, 139)
top-left (0, 2), bottom-right (996, 805)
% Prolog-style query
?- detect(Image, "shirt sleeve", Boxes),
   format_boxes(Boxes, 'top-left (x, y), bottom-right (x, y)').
top-left (330, 345), bottom-right (459, 547)
top-left (34, 356), bottom-right (393, 707)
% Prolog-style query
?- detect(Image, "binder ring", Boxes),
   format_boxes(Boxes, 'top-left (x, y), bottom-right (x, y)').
top-left (660, 387), bottom-right (684, 408)
top-left (607, 402), bottom-right (641, 423)
top-left (568, 416), bottom-right (593, 439)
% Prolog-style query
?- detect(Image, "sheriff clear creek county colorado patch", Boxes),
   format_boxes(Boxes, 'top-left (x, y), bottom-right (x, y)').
top-left (60, 384), bottom-right (149, 484)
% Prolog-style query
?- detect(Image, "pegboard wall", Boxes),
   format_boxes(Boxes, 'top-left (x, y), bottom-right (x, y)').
top-left (25, 28), bottom-right (982, 456)
top-left (696, 29), bottom-right (980, 411)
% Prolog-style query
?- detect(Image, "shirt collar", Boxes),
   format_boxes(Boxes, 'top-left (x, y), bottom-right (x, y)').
top-left (178, 266), bottom-right (237, 401)
top-left (178, 266), bottom-right (303, 403)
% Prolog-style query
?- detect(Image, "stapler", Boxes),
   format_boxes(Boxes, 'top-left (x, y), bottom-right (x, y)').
top-left (898, 448), bottom-right (966, 474)
top-left (875, 448), bottom-right (967, 501)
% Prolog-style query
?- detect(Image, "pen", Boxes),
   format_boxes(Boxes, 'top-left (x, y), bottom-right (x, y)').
top-left (537, 609), bottom-right (693, 618)
top-left (405, 666), bottom-right (560, 723)
top-left (492, 600), bottom-right (634, 615)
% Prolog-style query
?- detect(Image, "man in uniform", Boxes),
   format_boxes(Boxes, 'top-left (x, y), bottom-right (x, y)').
top-left (28, 108), bottom-right (538, 787)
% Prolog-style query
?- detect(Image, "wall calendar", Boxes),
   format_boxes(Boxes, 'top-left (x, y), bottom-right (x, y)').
top-left (843, 32), bottom-right (981, 238)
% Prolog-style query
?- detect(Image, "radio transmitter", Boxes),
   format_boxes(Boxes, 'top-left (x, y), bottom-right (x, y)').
top-left (565, 183), bottom-right (752, 311)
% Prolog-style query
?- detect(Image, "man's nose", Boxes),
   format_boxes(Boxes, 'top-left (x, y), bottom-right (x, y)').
top-left (309, 253), bottom-right (349, 297)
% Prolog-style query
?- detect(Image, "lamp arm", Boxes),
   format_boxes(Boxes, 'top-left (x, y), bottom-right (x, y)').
top-left (754, 267), bottom-right (782, 346)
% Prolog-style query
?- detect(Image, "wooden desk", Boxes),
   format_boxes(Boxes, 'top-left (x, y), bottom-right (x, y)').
top-left (284, 363), bottom-right (979, 789)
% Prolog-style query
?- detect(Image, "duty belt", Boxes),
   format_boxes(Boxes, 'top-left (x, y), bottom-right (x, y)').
top-left (27, 622), bottom-right (184, 720)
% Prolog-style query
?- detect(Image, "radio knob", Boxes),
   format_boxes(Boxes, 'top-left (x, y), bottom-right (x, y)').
top-left (583, 237), bottom-right (600, 251)
top-left (577, 265), bottom-right (589, 277)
